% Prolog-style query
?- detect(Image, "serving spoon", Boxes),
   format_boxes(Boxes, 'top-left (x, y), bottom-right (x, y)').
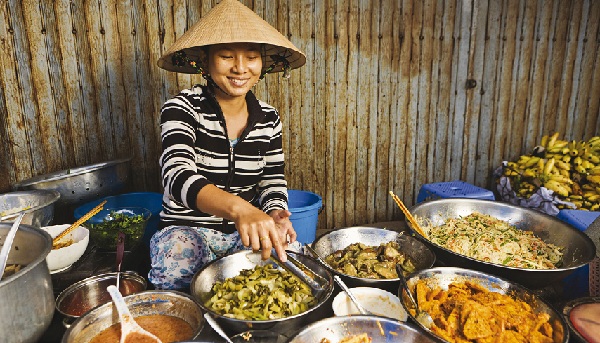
top-left (204, 312), bottom-right (234, 343)
top-left (396, 264), bottom-right (433, 327)
top-left (106, 285), bottom-right (163, 343)
top-left (333, 275), bottom-right (371, 315)
top-left (0, 213), bottom-right (24, 278)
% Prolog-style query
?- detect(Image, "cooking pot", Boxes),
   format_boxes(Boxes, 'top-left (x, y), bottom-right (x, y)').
top-left (0, 222), bottom-right (55, 343)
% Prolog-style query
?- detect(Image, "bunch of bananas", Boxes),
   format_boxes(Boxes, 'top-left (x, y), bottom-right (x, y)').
top-left (502, 132), bottom-right (600, 211)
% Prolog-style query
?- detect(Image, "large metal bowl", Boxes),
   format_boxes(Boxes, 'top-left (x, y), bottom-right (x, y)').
top-left (61, 290), bottom-right (204, 343)
top-left (190, 250), bottom-right (334, 336)
top-left (562, 296), bottom-right (600, 343)
top-left (0, 223), bottom-right (55, 343)
top-left (408, 198), bottom-right (596, 289)
top-left (13, 157), bottom-right (132, 223)
top-left (398, 267), bottom-right (569, 343)
top-left (286, 315), bottom-right (437, 343)
top-left (310, 226), bottom-right (436, 293)
top-left (0, 190), bottom-right (60, 227)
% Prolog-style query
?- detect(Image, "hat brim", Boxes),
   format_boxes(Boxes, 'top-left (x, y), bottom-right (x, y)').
top-left (157, 0), bottom-right (306, 75)
top-left (157, 42), bottom-right (306, 75)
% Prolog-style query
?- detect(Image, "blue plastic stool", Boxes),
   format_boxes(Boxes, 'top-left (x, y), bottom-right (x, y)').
top-left (416, 180), bottom-right (495, 203)
top-left (557, 209), bottom-right (600, 300)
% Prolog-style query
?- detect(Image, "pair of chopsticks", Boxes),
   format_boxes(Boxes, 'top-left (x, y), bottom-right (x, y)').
top-left (52, 200), bottom-right (107, 247)
top-left (389, 191), bottom-right (428, 239)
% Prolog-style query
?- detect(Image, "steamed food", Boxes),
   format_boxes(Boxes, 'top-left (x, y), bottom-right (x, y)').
top-left (205, 264), bottom-right (316, 320)
top-left (324, 241), bottom-right (416, 279)
top-left (412, 280), bottom-right (560, 343)
top-left (421, 212), bottom-right (563, 269)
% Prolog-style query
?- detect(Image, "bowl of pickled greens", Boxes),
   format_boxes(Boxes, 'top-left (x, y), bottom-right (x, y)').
top-left (85, 207), bottom-right (151, 250)
top-left (190, 250), bottom-right (334, 336)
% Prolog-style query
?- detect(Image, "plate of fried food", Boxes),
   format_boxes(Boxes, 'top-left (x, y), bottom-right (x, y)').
top-left (398, 266), bottom-right (569, 343)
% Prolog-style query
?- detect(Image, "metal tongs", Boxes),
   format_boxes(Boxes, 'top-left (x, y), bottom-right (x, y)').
top-left (270, 248), bottom-right (328, 298)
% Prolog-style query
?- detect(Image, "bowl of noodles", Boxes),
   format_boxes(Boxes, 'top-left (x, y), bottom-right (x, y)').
top-left (407, 198), bottom-right (596, 289)
top-left (398, 267), bottom-right (569, 343)
top-left (41, 224), bottom-right (89, 273)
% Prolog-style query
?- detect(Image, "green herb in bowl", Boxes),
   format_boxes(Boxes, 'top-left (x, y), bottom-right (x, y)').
top-left (86, 207), bottom-right (151, 250)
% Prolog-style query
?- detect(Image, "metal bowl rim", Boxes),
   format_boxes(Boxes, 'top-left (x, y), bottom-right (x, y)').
top-left (55, 271), bottom-right (147, 318)
top-left (0, 190), bottom-right (61, 221)
top-left (191, 250), bottom-right (334, 325)
top-left (62, 289), bottom-right (204, 342)
top-left (310, 226), bottom-right (436, 282)
top-left (562, 296), bottom-right (600, 343)
top-left (399, 266), bottom-right (570, 343)
top-left (13, 157), bottom-right (132, 187)
top-left (0, 223), bottom-right (52, 285)
top-left (408, 198), bottom-right (597, 272)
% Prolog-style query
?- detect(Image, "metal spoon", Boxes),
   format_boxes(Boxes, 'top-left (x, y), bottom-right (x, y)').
top-left (0, 213), bottom-right (25, 278)
top-left (333, 275), bottom-right (370, 315)
top-left (204, 312), bottom-right (234, 343)
top-left (106, 285), bottom-right (163, 343)
top-left (396, 264), bottom-right (433, 327)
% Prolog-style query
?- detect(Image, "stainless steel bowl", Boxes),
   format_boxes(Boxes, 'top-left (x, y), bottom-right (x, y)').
top-left (13, 157), bottom-right (132, 210)
top-left (310, 226), bottom-right (436, 293)
top-left (0, 223), bottom-right (55, 343)
top-left (61, 290), bottom-right (204, 343)
top-left (190, 250), bottom-right (334, 336)
top-left (562, 296), bottom-right (600, 343)
top-left (408, 198), bottom-right (597, 289)
top-left (286, 315), bottom-right (437, 342)
top-left (55, 271), bottom-right (147, 326)
top-left (398, 267), bottom-right (569, 343)
top-left (0, 190), bottom-right (60, 227)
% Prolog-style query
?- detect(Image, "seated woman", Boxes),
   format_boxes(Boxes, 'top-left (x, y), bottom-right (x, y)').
top-left (150, 0), bottom-right (306, 290)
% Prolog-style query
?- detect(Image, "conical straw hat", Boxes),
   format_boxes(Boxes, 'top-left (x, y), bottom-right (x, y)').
top-left (157, 0), bottom-right (306, 75)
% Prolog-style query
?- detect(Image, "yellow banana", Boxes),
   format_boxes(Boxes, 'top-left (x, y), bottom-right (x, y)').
top-left (574, 156), bottom-right (583, 165)
top-left (587, 175), bottom-right (600, 184)
top-left (582, 160), bottom-right (595, 170)
top-left (559, 168), bottom-right (570, 178)
top-left (587, 154), bottom-right (600, 164)
top-left (588, 166), bottom-right (600, 175)
top-left (584, 193), bottom-right (600, 202)
top-left (540, 135), bottom-right (549, 148)
top-left (582, 184), bottom-right (597, 191)
top-left (562, 155), bottom-right (571, 163)
top-left (547, 132), bottom-right (560, 149)
top-left (544, 180), bottom-right (571, 197)
top-left (552, 140), bottom-right (569, 149)
top-left (554, 160), bottom-right (571, 171)
top-left (591, 203), bottom-right (600, 211)
top-left (575, 165), bottom-right (587, 174)
top-left (524, 156), bottom-right (541, 168)
top-left (523, 169), bottom-right (537, 178)
top-left (544, 158), bottom-right (556, 175)
top-left (549, 174), bottom-right (573, 184)
top-left (569, 195), bottom-right (583, 200)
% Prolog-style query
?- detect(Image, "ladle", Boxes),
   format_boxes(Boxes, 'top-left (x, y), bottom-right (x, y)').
top-left (396, 264), bottom-right (433, 327)
top-left (204, 312), bottom-right (234, 343)
top-left (333, 275), bottom-right (370, 315)
top-left (106, 285), bottom-right (163, 343)
top-left (0, 213), bottom-right (24, 278)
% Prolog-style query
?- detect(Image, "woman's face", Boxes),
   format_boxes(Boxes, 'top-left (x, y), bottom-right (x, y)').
top-left (206, 43), bottom-right (263, 99)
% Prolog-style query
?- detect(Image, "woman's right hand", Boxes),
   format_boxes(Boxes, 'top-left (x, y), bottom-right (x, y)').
top-left (196, 185), bottom-right (288, 262)
top-left (234, 206), bottom-right (287, 262)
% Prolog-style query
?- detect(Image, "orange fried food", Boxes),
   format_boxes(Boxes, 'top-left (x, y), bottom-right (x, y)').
top-left (414, 280), bottom-right (559, 343)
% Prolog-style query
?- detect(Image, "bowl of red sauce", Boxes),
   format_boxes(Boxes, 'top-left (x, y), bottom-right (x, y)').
top-left (61, 290), bottom-right (204, 343)
top-left (55, 271), bottom-right (147, 327)
top-left (563, 297), bottom-right (600, 343)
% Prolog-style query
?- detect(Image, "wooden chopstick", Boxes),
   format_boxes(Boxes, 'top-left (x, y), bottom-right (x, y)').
top-left (389, 191), bottom-right (428, 239)
top-left (53, 200), bottom-right (107, 246)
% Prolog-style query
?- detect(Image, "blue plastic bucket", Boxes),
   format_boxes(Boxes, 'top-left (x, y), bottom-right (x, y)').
top-left (288, 190), bottom-right (322, 244)
top-left (73, 192), bottom-right (163, 247)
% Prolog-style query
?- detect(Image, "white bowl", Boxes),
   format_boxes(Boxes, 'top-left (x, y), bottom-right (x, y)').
top-left (332, 287), bottom-right (407, 321)
top-left (41, 224), bottom-right (89, 273)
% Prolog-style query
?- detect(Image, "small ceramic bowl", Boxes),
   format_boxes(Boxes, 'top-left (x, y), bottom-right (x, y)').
top-left (41, 224), bottom-right (89, 273)
top-left (332, 287), bottom-right (407, 321)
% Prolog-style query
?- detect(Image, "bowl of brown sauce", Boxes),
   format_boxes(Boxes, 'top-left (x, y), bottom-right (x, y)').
top-left (61, 290), bottom-right (204, 343)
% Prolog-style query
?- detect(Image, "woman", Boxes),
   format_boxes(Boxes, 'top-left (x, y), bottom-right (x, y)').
top-left (151, 0), bottom-right (306, 290)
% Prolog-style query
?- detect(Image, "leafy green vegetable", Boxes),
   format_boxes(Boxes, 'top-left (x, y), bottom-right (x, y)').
top-left (88, 210), bottom-right (147, 250)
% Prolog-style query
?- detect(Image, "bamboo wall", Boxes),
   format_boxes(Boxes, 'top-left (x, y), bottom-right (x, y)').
top-left (1, 0), bottom-right (599, 231)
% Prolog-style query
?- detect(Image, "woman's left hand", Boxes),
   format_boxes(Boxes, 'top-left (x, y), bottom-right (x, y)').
top-left (269, 209), bottom-right (297, 247)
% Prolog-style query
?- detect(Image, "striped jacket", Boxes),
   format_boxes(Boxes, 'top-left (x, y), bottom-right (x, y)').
top-left (159, 85), bottom-right (288, 234)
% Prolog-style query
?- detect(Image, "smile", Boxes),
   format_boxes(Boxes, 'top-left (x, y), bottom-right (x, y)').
top-left (228, 77), bottom-right (249, 87)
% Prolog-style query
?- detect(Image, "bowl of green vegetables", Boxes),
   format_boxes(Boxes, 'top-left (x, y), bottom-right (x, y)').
top-left (84, 207), bottom-right (151, 250)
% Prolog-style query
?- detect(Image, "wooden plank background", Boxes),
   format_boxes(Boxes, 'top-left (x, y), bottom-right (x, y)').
top-left (1, 0), bottom-right (599, 231)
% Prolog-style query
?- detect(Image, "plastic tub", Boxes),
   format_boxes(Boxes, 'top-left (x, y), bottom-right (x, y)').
top-left (73, 192), bottom-right (162, 247)
top-left (288, 190), bottom-right (322, 244)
